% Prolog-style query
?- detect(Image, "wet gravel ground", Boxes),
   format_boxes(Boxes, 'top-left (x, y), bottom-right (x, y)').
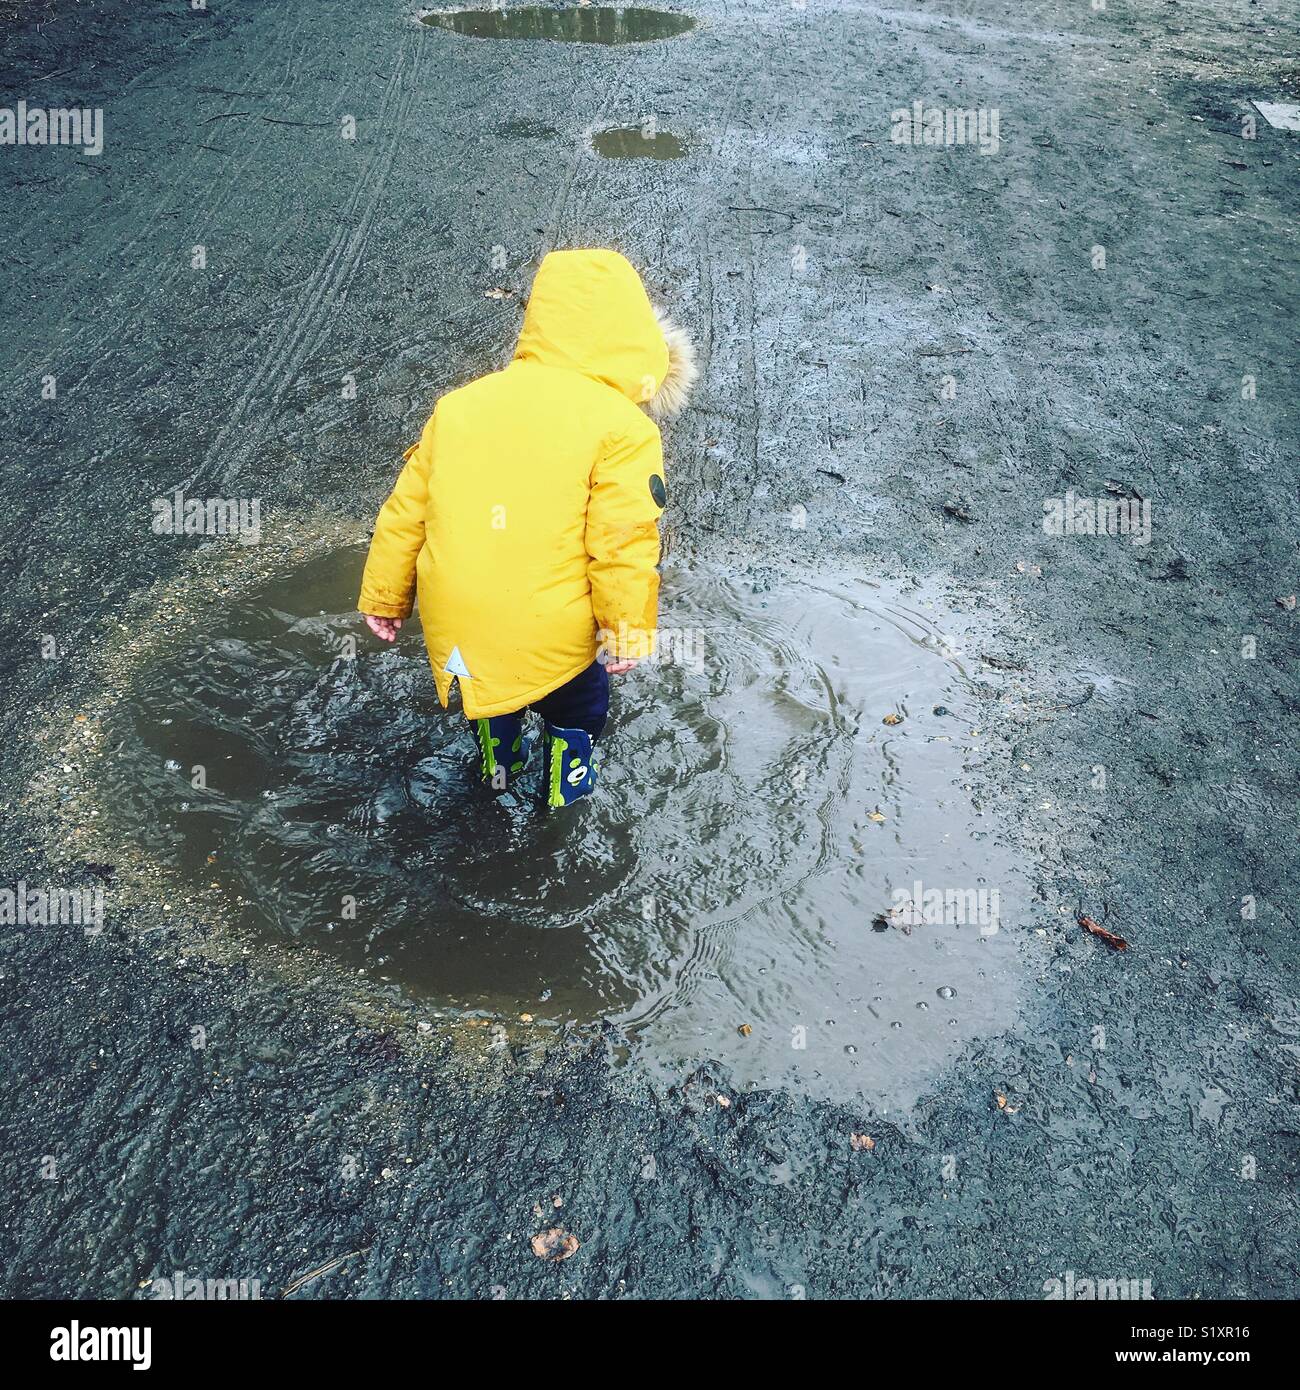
top-left (1, 0), bottom-right (1297, 1297)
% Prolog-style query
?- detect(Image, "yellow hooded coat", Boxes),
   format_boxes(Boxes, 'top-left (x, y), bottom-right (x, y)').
top-left (358, 249), bottom-right (686, 720)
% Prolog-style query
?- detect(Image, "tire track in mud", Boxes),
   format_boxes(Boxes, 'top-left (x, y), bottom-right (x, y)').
top-left (8, 14), bottom-right (215, 275)
top-left (542, 53), bottom-right (639, 246)
top-left (37, 7), bottom-right (314, 397)
top-left (351, 44), bottom-right (651, 446)
top-left (190, 31), bottom-right (425, 490)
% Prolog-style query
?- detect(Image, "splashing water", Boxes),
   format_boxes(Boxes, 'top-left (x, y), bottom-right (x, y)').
top-left (97, 547), bottom-right (1026, 1105)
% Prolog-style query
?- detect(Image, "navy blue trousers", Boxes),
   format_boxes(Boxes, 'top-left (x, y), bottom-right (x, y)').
top-left (480, 660), bottom-right (610, 739)
top-left (531, 659), bottom-right (610, 738)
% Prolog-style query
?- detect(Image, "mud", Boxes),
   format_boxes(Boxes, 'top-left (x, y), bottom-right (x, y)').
top-left (1, 0), bottom-right (1298, 1299)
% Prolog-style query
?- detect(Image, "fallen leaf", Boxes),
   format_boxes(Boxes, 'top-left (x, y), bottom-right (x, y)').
top-left (882, 713), bottom-right (903, 726)
top-left (868, 810), bottom-right (886, 823)
top-left (519, 1013), bottom-right (533, 1023)
top-left (995, 1092), bottom-right (1019, 1114)
top-left (850, 1132), bottom-right (875, 1151)
top-left (737, 1023), bottom-right (752, 1037)
top-left (716, 1094), bottom-right (731, 1108)
top-left (530, 1228), bottom-right (579, 1261)
top-left (1079, 914), bottom-right (1128, 951)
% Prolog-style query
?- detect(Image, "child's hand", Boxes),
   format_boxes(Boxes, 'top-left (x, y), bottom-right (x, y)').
top-left (605, 657), bottom-right (639, 675)
top-left (363, 614), bottom-right (403, 642)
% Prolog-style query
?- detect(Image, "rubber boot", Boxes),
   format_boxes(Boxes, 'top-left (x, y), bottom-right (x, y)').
top-left (474, 714), bottom-right (530, 792)
top-left (545, 725), bottom-right (597, 808)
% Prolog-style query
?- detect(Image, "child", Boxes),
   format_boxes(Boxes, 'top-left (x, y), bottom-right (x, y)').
top-left (358, 249), bottom-right (696, 807)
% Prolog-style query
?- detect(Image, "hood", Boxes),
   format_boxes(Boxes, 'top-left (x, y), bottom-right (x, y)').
top-left (513, 249), bottom-right (697, 419)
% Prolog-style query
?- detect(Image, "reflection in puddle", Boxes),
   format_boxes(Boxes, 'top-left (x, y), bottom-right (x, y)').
top-left (591, 125), bottom-right (688, 160)
top-left (420, 7), bottom-right (697, 45)
top-left (99, 549), bottom-right (1026, 1106)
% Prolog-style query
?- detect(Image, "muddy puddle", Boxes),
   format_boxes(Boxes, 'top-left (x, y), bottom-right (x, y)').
top-left (420, 7), bottom-right (696, 45)
top-left (95, 547), bottom-right (1026, 1107)
top-left (591, 125), bottom-right (688, 159)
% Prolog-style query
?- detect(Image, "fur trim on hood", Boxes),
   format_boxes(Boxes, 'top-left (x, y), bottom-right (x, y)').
top-left (646, 306), bottom-right (699, 420)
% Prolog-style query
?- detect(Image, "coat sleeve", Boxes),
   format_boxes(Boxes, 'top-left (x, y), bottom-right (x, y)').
top-left (357, 419), bottom-right (434, 620)
top-left (586, 416), bottom-right (664, 661)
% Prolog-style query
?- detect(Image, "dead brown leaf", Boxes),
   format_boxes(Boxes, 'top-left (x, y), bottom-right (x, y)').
top-left (850, 1132), bottom-right (875, 1151)
top-left (1079, 914), bottom-right (1128, 951)
top-left (530, 1228), bottom-right (579, 1261)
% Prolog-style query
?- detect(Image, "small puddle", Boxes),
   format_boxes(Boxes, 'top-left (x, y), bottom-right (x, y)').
top-left (95, 548), bottom-right (1027, 1107)
top-left (591, 125), bottom-right (688, 159)
top-left (420, 7), bottom-right (696, 45)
